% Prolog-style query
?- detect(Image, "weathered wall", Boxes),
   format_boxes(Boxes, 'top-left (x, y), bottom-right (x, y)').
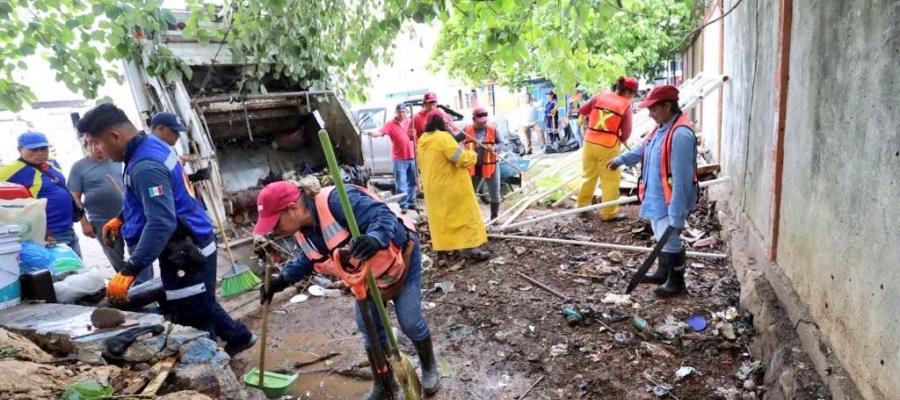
top-left (777, 1), bottom-right (900, 398)
top-left (722, 0), bottom-right (779, 244)
top-left (699, 2), bottom-right (723, 162)
top-left (720, 0), bottom-right (900, 398)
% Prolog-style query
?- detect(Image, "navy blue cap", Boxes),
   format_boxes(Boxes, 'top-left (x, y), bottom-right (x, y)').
top-left (150, 112), bottom-right (187, 132)
top-left (18, 131), bottom-right (50, 149)
top-left (395, 103), bottom-right (406, 111)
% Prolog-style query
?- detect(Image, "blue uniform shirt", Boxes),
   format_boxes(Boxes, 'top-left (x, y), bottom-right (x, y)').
top-left (615, 113), bottom-right (697, 228)
top-left (0, 159), bottom-right (73, 234)
top-left (281, 187), bottom-right (409, 283)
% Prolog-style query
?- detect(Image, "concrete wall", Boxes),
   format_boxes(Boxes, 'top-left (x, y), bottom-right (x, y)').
top-left (699, 3), bottom-right (724, 162)
top-left (720, 0), bottom-right (900, 398)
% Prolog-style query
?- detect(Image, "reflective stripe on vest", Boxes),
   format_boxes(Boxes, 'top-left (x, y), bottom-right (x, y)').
top-left (464, 124), bottom-right (498, 178)
top-left (586, 92), bottom-right (631, 147)
top-left (637, 113), bottom-right (698, 205)
top-left (122, 134), bottom-right (214, 248)
top-left (165, 282), bottom-right (206, 300)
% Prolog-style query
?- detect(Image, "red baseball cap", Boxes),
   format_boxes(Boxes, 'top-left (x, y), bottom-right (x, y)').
top-left (622, 77), bottom-right (639, 92)
top-left (423, 92), bottom-right (437, 103)
top-left (639, 85), bottom-right (679, 109)
top-left (253, 181), bottom-right (300, 235)
top-left (472, 106), bottom-right (488, 123)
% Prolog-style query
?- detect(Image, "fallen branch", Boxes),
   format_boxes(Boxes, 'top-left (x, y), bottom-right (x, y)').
top-left (516, 272), bottom-right (569, 301)
top-left (517, 375), bottom-right (545, 400)
top-left (293, 352), bottom-right (342, 369)
top-left (489, 234), bottom-right (726, 259)
top-left (498, 177), bottom-right (731, 231)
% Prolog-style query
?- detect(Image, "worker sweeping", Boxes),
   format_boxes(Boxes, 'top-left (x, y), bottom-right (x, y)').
top-left (464, 107), bottom-right (504, 221)
top-left (417, 111), bottom-right (490, 260)
top-left (607, 85), bottom-right (698, 297)
top-left (253, 179), bottom-right (440, 398)
top-left (576, 76), bottom-right (638, 221)
top-left (77, 103), bottom-right (256, 355)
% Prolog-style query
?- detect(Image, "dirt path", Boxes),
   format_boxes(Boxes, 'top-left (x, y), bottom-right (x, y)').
top-left (232, 197), bottom-right (768, 399)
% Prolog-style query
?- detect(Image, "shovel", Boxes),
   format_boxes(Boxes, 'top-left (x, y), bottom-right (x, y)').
top-left (243, 261), bottom-right (298, 398)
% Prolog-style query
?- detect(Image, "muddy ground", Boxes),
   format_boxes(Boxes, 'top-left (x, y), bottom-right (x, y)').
top-left (230, 191), bottom-right (807, 400)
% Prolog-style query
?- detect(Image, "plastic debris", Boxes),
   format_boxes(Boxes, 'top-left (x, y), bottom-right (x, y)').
top-left (422, 302), bottom-right (437, 310)
top-left (652, 383), bottom-right (674, 397)
top-left (632, 316), bottom-right (649, 332)
top-left (607, 250), bottom-right (624, 263)
top-left (654, 315), bottom-right (688, 340)
top-left (602, 293), bottom-right (633, 306)
top-left (433, 281), bottom-right (456, 293)
top-left (613, 331), bottom-right (634, 345)
top-left (686, 314), bottom-right (708, 332)
top-left (675, 366), bottom-right (697, 381)
top-left (308, 285), bottom-right (326, 297)
top-left (289, 294), bottom-right (309, 303)
top-left (715, 321), bottom-right (737, 340)
top-left (549, 343), bottom-right (568, 357)
top-left (693, 237), bottom-right (717, 248)
top-left (724, 306), bottom-right (739, 321)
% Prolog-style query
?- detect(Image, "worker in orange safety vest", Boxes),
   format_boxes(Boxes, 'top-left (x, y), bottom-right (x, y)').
top-left (463, 106), bottom-right (504, 221)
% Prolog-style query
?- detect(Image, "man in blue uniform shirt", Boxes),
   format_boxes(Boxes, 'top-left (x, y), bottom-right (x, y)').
top-left (77, 103), bottom-right (255, 355)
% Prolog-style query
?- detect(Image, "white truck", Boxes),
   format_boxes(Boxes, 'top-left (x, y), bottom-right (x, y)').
top-left (121, 10), bottom-right (367, 232)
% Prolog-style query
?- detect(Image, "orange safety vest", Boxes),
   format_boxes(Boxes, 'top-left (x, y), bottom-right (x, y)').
top-left (464, 124), bottom-right (498, 178)
top-left (293, 186), bottom-right (416, 299)
top-left (586, 92), bottom-right (632, 147)
top-left (637, 113), bottom-right (699, 205)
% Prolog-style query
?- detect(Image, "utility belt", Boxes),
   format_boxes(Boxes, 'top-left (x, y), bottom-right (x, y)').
top-left (160, 219), bottom-right (216, 301)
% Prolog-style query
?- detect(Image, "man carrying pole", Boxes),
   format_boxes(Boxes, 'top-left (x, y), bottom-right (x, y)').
top-left (607, 85), bottom-right (698, 297)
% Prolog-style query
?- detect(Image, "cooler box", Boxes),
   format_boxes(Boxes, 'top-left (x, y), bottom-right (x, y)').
top-left (0, 183), bottom-right (32, 200)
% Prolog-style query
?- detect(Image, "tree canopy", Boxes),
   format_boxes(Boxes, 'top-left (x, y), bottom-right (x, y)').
top-left (431, 0), bottom-right (700, 94)
top-left (0, 0), bottom-right (701, 112)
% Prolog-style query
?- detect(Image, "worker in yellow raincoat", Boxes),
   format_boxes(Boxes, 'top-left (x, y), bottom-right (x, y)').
top-left (417, 110), bottom-right (490, 260)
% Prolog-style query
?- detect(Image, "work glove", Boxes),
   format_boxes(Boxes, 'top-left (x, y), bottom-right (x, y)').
top-left (348, 234), bottom-right (381, 261)
top-left (188, 167), bottom-right (211, 182)
top-left (260, 274), bottom-right (290, 304)
top-left (107, 272), bottom-right (136, 304)
top-left (102, 215), bottom-right (124, 247)
top-left (606, 159), bottom-right (621, 170)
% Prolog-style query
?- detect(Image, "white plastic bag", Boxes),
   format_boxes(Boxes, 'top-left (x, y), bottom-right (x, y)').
top-left (0, 198), bottom-right (47, 245)
top-left (53, 267), bottom-right (112, 303)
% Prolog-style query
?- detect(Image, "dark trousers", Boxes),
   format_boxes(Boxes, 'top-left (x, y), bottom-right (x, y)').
top-left (161, 247), bottom-right (252, 346)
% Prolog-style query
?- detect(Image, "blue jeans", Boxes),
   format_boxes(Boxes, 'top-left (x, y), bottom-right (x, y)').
top-left (651, 217), bottom-right (684, 253)
top-left (48, 228), bottom-right (81, 258)
top-left (569, 118), bottom-right (584, 146)
top-left (393, 159), bottom-right (417, 209)
top-left (355, 236), bottom-right (430, 347)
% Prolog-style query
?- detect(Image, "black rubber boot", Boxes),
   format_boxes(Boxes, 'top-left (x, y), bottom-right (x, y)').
top-left (463, 247), bottom-right (491, 261)
top-left (413, 335), bottom-right (441, 396)
top-left (654, 250), bottom-right (686, 297)
top-left (640, 254), bottom-right (670, 285)
top-left (489, 202), bottom-right (500, 221)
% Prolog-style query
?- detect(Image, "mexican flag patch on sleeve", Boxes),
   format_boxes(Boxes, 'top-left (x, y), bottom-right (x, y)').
top-left (148, 185), bottom-right (165, 197)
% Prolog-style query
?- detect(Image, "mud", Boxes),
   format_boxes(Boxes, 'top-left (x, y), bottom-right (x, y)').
top-left (231, 194), bottom-right (823, 399)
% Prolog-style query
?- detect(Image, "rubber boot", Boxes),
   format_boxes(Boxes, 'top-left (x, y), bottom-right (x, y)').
top-left (489, 202), bottom-right (500, 221)
top-left (654, 250), bottom-right (686, 298)
top-left (413, 335), bottom-right (441, 396)
top-left (463, 247), bottom-right (491, 261)
top-left (639, 254), bottom-right (670, 285)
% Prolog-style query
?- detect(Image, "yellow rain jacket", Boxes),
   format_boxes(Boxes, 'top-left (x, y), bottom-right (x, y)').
top-left (417, 130), bottom-right (487, 251)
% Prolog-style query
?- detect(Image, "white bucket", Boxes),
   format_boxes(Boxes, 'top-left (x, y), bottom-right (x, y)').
top-left (0, 240), bottom-right (22, 310)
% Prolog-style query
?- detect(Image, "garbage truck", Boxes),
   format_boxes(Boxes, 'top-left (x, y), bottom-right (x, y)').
top-left (120, 9), bottom-right (367, 233)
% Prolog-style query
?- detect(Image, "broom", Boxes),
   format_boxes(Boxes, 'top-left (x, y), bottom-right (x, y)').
top-left (317, 123), bottom-right (422, 400)
top-left (200, 180), bottom-right (261, 297)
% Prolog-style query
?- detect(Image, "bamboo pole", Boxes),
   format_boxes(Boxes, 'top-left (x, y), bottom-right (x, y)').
top-left (489, 234), bottom-right (726, 259)
top-left (498, 176), bottom-right (731, 231)
top-left (499, 173), bottom-right (580, 229)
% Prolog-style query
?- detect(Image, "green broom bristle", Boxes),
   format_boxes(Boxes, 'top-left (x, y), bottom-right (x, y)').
top-left (221, 266), bottom-right (262, 298)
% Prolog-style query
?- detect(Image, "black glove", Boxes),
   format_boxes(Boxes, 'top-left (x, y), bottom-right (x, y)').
top-left (349, 235), bottom-right (382, 261)
top-left (260, 274), bottom-right (290, 304)
top-left (188, 167), bottom-right (211, 182)
top-left (165, 236), bottom-right (205, 270)
top-left (453, 132), bottom-right (466, 143)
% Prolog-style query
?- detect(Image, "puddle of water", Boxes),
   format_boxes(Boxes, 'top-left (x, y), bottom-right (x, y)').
top-left (287, 372), bottom-right (371, 399)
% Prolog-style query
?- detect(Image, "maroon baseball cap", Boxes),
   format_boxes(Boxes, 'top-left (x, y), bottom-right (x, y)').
top-left (472, 106), bottom-right (489, 123)
top-left (639, 85), bottom-right (679, 108)
top-left (253, 181), bottom-right (300, 235)
top-left (623, 77), bottom-right (639, 92)
top-left (423, 92), bottom-right (437, 103)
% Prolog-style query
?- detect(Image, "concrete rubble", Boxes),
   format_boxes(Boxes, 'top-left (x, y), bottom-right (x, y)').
top-left (0, 303), bottom-right (260, 399)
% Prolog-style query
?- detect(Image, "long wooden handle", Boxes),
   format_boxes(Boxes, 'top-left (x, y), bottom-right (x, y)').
top-left (199, 180), bottom-right (238, 266)
top-left (105, 174), bottom-right (123, 195)
top-left (258, 263), bottom-right (271, 387)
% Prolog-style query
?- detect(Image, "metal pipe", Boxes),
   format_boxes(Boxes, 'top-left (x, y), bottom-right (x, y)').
top-left (490, 234), bottom-right (727, 259)
top-left (516, 272), bottom-right (570, 301)
top-left (499, 176), bottom-right (731, 231)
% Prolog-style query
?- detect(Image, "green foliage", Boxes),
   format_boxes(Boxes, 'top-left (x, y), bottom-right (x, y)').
top-left (0, 0), bottom-right (178, 111)
top-left (431, 0), bottom-right (700, 94)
